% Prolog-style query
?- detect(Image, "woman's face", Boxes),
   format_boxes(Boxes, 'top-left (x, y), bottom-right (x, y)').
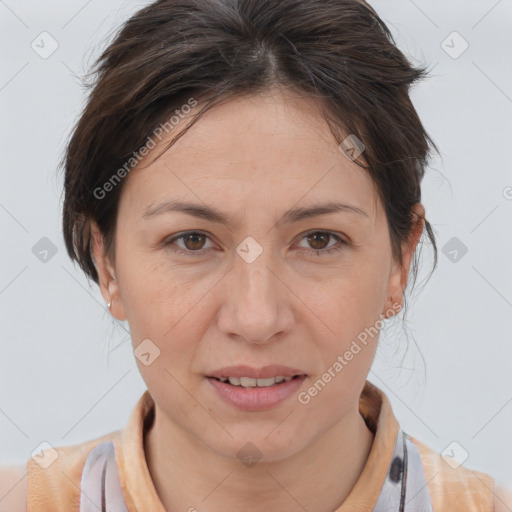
top-left (93, 88), bottom-right (421, 462)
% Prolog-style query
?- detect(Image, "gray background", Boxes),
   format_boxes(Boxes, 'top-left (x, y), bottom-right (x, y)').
top-left (1, 0), bottom-right (511, 491)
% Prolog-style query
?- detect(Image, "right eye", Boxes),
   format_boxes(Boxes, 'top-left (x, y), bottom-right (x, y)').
top-left (164, 231), bottom-right (216, 256)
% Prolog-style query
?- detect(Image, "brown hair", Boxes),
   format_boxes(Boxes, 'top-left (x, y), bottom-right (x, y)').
top-left (60, 0), bottom-right (439, 319)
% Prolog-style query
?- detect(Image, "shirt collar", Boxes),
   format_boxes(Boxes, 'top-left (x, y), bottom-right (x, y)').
top-left (113, 380), bottom-right (400, 512)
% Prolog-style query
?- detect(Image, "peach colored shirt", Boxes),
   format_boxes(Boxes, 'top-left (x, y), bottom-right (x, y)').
top-left (15, 381), bottom-right (495, 511)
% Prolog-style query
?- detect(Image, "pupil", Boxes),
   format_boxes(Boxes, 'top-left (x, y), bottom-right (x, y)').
top-left (185, 233), bottom-right (204, 250)
top-left (308, 232), bottom-right (328, 250)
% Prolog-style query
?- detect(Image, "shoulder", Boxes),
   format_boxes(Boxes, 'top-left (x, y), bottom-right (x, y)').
top-left (25, 429), bottom-right (121, 512)
top-left (408, 435), bottom-right (496, 511)
top-left (0, 464), bottom-right (27, 512)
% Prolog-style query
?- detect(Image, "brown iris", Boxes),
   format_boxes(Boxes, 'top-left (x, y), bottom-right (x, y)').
top-left (306, 232), bottom-right (331, 250)
top-left (182, 233), bottom-right (207, 251)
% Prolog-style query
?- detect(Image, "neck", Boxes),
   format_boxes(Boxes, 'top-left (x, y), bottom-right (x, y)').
top-left (144, 405), bottom-right (374, 512)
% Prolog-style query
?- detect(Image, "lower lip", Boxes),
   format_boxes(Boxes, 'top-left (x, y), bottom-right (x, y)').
top-left (206, 376), bottom-right (307, 411)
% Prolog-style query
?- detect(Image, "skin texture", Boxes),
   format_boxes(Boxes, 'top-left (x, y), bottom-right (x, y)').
top-left (91, 87), bottom-right (425, 512)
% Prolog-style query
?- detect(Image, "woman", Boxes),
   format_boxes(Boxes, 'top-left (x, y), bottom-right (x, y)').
top-left (1, 0), bottom-right (509, 510)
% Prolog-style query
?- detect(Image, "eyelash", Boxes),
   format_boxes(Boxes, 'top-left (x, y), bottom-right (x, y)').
top-left (164, 230), bottom-right (349, 257)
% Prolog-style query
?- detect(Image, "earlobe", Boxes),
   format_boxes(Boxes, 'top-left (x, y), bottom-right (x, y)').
top-left (381, 204), bottom-right (425, 319)
top-left (90, 220), bottom-right (125, 320)
top-left (382, 295), bottom-right (402, 319)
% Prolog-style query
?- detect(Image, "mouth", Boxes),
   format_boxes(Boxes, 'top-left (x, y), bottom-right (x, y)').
top-left (208, 375), bottom-right (304, 388)
top-left (205, 368), bottom-right (308, 411)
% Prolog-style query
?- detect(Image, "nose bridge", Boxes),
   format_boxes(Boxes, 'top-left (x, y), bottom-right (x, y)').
top-left (221, 242), bottom-right (291, 343)
top-left (235, 245), bottom-right (279, 309)
top-left (234, 232), bottom-right (276, 290)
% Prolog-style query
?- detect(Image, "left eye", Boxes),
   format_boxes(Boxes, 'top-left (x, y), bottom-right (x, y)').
top-left (164, 230), bottom-right (347, 256)
top-left (296, 231), bottom-right (347, 255)
top-left (165, 232), bottom-right (214, 255)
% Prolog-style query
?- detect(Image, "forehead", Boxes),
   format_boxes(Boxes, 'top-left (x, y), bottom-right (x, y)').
top-left (119, 89), bottom-right (380, 223)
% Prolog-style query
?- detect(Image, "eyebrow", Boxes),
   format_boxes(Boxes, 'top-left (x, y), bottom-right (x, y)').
top-left (142, 200), bottom-right (369, 226)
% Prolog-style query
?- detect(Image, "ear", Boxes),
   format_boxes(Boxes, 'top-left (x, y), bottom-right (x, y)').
top-left (90, 220), bottom-right (127, 321)
top-left (382, 203), bottom-right (425, 319)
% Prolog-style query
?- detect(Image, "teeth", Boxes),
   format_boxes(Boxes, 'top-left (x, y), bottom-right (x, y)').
top-left (228, 376), bottom-right (240, 386)
top-left (255, 377), bottom-right (276, 387)
top-left (240, 377), bottom-right (258, 387)
top-left (218, 375), bottom-right (294, 387)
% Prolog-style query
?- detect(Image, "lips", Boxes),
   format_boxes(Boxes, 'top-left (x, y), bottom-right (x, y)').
top-left (205, 365), bottom-right (308, 409)
top-left (207, 373), bottom-right (307, 411)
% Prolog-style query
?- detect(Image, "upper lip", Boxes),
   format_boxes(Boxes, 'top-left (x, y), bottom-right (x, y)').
top-left (207, 365), bottom-right (307, 379)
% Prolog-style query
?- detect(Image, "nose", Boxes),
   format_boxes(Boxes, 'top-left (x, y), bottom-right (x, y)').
top-left (217, 253), bottom-right (295, 345)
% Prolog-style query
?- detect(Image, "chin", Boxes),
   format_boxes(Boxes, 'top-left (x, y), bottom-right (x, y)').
top-left (201, 424), bottom-right (313, 465)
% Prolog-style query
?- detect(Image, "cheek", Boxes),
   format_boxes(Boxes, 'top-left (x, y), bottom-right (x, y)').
top-left (309, 263), bottom-right (388, 334)
top-left (116, 249), bottom-right (190, 331)
top-left (301, 261), bottom-right (388, 382)
top-left (119, 266), bottom-right (210, 373)
top-left (300, 285), bottom-right (380, 411)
